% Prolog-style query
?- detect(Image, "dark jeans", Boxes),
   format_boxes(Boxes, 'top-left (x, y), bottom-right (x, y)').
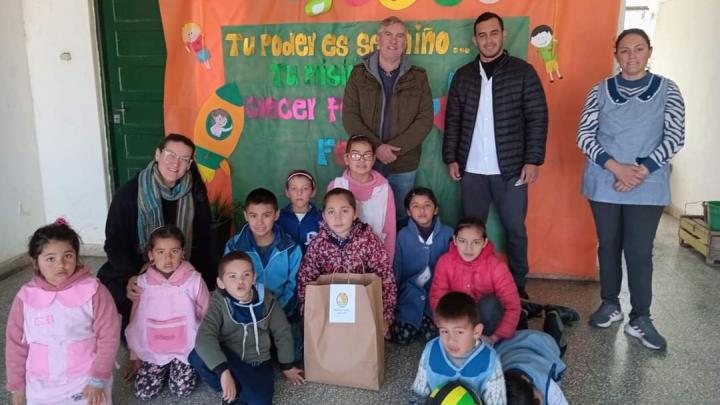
top-left (589, 201), bottom-right (663, 319)
top-left (97, 274), bottom-right (132, 333)
top-left (461, 173), bottom-right (529, 289)
top-left (188, 349), bottom-right (273, 405)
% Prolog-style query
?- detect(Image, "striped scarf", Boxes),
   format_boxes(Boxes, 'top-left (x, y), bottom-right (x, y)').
top-left (137, 161), bottom-right (194, 256)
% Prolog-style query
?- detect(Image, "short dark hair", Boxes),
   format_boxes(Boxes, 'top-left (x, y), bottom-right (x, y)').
top-left (530, 24), bottom-right (552, 38)
top-left (615, 28), bottom-right (652, 51)
top-left (435, 292), bottom-right (481, 326)
top-left (147, 225), bottom-right (185, 253)
top-left (323, 188), bottom-right (357, 211)
top-left (218, 251), bottom-right (254, 278)
top-left (404, 187), bottom-right (439, 211)
top-left (454, 217), bottom-right (487, 238)
top-left (28, 220), bottom-right (82, 262)
top-left (474, 12), bottom-right (504, 35)
top-left (345, 134), bottom-right (377, 153)
top-left (505, 370), bottom-right (540, 405)
top-left (286, 169), bottom-right (316, 190)
top-left (244, 188), bottom-right (278, 211)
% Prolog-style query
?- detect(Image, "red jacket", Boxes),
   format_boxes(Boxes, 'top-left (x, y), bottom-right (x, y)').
top-left (429, 242), bottom-right (520, 339)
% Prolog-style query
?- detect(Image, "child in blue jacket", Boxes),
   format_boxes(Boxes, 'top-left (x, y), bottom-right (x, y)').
top-left (390, 187), bottom-right (453, 345)
top-left (277, 170), bottom-right (321, 254)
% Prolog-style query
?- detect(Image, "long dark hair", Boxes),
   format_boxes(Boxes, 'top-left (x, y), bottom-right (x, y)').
top-left (28, 219), bottom-right (82, 269)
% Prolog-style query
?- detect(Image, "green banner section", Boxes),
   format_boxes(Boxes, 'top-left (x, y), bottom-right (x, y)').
top-left (221, 18), bottom-right (529, 251)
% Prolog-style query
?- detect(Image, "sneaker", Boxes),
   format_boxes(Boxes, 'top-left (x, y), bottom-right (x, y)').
top-left (518, 286), bottom-right (530, 300)
top-left (521, 300), bottom-right (544, 318)
top-left (624, 317), bottom-right (667, 351)
top-left (588, 303), bottom-right (623, 328)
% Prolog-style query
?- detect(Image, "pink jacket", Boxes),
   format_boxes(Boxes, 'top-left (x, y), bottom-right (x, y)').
top-left (5, 267), bottom-right (120, 396)
top-left (298, 220), bottom-right (397, 326)
top-left (125, 261), bottom-right (209, 365)
top-left (328, 169), bottom-right (396, 260)
top-left (429, 242), bottom-right (520, 340)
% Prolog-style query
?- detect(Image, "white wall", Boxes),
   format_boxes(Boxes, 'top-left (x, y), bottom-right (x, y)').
top-left (22, 0), bottom-right (110, 245)
top-left (653, 0), bottom-right (720, 216)
top-left (0, 0), bottom-right (46, 263)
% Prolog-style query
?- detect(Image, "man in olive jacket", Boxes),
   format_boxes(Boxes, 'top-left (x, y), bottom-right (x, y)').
top-left (343, 16), bottom-right (434, 227)
top-left (443, 12), bottom-right (548, 299)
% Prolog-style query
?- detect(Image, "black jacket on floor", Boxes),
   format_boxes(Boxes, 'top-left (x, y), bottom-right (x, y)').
top-left (442, 52), bottom-right (548, 179)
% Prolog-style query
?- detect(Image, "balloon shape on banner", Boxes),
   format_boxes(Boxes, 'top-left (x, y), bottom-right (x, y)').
top-left (346, 0), bottom-right (369, 5)
top-left (478, 0), bottom-right (499, 3)
top-left (306, 0), bottom-right (333, 16)
top-left (434, 0), bottom-right (463, 6)
top-left (193, 83), bottom-right (245, 184)
top-left (378, 0), bottom-right (417, 11)
top-left (182, 22), bottom-right (211, 69)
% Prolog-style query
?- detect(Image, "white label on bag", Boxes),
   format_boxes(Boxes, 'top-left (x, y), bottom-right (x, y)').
top-left (329, 284), bottom-right (356, 323)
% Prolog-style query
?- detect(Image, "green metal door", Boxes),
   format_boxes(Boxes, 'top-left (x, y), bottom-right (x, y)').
top-left (97, 0), bottom-right (166, 188)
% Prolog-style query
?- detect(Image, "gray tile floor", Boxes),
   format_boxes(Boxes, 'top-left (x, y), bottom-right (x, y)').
top-left (2, 214), bottom-right (719, 404)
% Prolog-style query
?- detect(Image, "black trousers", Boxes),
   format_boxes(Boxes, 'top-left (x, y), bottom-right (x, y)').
top-left (461, 173), bottom-right (529, 289)
top-left (589, 201), bottom-right (663, 319)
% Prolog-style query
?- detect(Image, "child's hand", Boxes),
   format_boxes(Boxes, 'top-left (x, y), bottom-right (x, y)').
top-left (220, 369), bottom-right (237, 402)
top-left (283, 366), bottom-right (306, 385)
top-left (10, 390), bottom-right (25, 405)
top-left (82, 385), bottom-right (106, 405)
top-left (123, 359), bottom-right (141, 382)
top-left (126, 276), bottom-right (143, 301)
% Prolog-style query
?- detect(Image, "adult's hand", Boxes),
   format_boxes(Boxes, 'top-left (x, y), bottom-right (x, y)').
top-left (519, 164), bottom-right (539, 184)
top-left (126, 276), bottom-right (143, 302)
top-left (447, 162), bottom-right (461, 181)
top-left (606, 160), bottom-right (647, 188)
top-left (376, 144), bottom-right (401, 165)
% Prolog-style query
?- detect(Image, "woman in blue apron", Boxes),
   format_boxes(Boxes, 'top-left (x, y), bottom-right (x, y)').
top-left (576, 28), bottom-right (685, 351)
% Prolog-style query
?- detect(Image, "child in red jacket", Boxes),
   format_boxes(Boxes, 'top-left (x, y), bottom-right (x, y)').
top-left (429, 217), bottom-right (520, 344)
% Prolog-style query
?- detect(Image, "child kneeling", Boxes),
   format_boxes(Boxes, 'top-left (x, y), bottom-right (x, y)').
top-left (189, 252), bottom-right (304, 405)
top-left (408, 292), bottom-right (506, 405)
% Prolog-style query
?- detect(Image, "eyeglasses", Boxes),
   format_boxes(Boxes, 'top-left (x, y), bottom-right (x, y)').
top-left (162, 149), bottom-right (193, 165)
top-left (347, 151), bottom-right (375, 162)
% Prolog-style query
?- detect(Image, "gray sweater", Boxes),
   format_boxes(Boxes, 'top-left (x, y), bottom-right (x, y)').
top-left (194, 285), bottom-right (294, 371)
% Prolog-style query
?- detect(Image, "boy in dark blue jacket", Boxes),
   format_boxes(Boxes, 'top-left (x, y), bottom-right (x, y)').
top-left (391, 187), bottom-right (453, 344)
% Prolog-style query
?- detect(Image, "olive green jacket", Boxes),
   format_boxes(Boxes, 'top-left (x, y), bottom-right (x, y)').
top-left (342, 51), bottom-right (434, 173)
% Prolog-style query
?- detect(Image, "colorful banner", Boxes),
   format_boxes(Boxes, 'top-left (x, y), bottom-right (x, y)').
top-left (159, 0), bottom-right (622, 279)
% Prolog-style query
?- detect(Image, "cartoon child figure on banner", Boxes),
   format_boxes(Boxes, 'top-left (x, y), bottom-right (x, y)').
top-left (530, 24), bottom-right (563, 83)
top-left (182, 22), bottom-right (211, 69)
top-left (193, 83), bottom-right (245, 183)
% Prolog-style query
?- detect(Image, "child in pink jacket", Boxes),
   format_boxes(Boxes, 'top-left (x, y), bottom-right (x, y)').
top-left (124, 226), bottom-right (210, 400)
top-left (328, 134), bottom-right (396, 259)
top-left (5, 220), bottom-right (120, 405)
top-left (430, 217), bottom-right (521, 344)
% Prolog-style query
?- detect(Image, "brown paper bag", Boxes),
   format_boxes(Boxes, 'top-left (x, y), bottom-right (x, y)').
top-left (303, 272), bottom-right (385, 390)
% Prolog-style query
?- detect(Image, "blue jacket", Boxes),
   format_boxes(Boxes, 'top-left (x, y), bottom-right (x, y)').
top-left (393, 217), bottom-right (453, 327)
top-left (224, 224), bottom-right (301, 314)
top-left (421, 337), bottom-right (497, 395)
top-left (277, 203), bottom-right (321, 254)
top-left (495, 330), bottom-right (567, 404)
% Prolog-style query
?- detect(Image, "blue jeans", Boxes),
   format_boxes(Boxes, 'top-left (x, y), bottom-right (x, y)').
top-left (386, 169), bottom-right (418, 228)
top-left (188, 349), bottom-right (273, 405)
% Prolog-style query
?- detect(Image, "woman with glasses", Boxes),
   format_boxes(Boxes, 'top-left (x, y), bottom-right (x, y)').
top-left (98, 134), bottom-right (215, 331)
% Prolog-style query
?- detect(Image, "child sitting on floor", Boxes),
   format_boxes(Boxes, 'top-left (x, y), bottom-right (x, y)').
top-left (391, 187), bottom-right (453, 345)
top-left (408, 291), bottom-right (506, 404)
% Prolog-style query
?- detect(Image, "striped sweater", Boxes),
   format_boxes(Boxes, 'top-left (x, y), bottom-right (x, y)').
top-left (577, 73), bottom-right (685, 172)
